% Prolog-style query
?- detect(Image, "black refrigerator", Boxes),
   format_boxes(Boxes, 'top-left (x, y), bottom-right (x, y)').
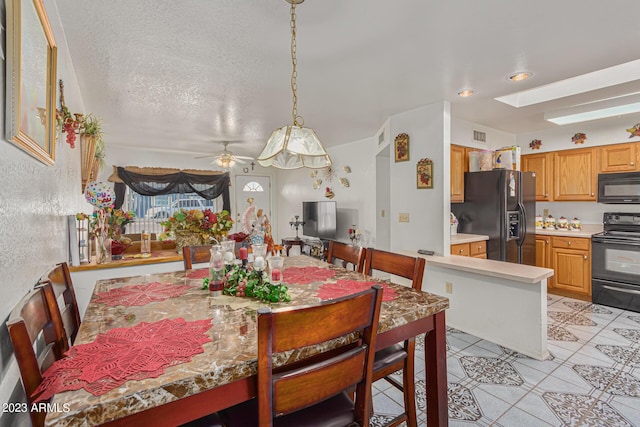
top-left (451, 170), bottom-right (536, 265)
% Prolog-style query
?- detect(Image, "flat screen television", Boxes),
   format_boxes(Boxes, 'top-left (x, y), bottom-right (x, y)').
top-left (302, 201), bottom-right (337, 239)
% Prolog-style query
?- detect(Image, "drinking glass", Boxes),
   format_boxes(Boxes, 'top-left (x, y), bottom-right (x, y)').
top-left (252, 244), bottom-right (267, 271)
top-left (268, 256), bottom-right (284, 284)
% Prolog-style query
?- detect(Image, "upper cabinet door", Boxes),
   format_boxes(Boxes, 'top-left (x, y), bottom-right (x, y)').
top-left (599, 142), bottom-right (640, 173)
top-left (450, 144), bottom-right (465, 203)
top-left (553, 147), bottom-right (597, 201)
top-left (522, 152), bottom-right (553, 201)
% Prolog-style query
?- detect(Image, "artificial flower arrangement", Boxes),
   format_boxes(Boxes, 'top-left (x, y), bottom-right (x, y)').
top-left (161, 209), bottom-right (233, 242)
top-left (202, 264), bottom-right (291, 303)
top-left (77, 208), bottom-right (135, 240)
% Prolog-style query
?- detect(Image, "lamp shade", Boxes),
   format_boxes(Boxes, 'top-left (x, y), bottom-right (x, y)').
top-left (257, 125), bottom-right (331, 169)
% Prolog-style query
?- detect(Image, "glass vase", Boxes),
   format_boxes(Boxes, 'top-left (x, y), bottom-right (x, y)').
top-left (95, 236), bottom-right (112, 264)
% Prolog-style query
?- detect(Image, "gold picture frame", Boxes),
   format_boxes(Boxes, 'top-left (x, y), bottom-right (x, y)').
top-left (5, 0), bottom-right (58, 165)
top-left (417, 158), bottom-right (433, 189)
top-left (394, 133), bottom-right (410, 162)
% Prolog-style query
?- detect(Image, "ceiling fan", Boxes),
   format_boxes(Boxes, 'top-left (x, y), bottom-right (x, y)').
top-left (195, 141), bottom-right (254, 169)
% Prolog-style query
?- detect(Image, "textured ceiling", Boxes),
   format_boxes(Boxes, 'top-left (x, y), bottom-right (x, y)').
top-left (54, 0), bottom-right (640, 158)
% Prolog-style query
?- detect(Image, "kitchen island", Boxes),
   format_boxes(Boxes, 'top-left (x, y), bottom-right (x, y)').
top-left (406, 250), bottom-right (553, 360)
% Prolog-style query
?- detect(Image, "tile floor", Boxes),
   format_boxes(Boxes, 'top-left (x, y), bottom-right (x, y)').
top-left (371, 294), bottom-right (640, 426)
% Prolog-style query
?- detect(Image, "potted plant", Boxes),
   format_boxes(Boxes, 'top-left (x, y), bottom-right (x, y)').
top-left (80, 114), bottom-right (104, 192)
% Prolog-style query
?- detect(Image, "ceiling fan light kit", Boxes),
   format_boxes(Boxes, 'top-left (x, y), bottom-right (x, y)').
top-left (257, 0), bottom-right (332, 170)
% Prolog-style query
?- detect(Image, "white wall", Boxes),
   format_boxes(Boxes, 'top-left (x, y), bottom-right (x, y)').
top-left (517, 114), bottom-right (640, 224)
top-left (452, 116), bottom-right (516, 150)
top-left (1, 1), bottom-right (87, 423)
top-left (388, 102), bottom-right (450, 255)
top-left (275, 137), bottom-right (377, 246)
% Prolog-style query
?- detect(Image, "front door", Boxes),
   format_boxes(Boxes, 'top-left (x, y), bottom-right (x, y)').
top-left (234, 175), bottom-right (271, 234)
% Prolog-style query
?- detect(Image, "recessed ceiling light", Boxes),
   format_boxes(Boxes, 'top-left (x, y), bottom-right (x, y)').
top-left (458, 89), bottom-right (474, 97)
top-left (509, 72), bottom-right (532, 82)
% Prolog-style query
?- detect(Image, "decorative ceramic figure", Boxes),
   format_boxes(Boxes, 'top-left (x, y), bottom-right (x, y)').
top-left (557, 216), bottom-right (569, 230)
top-left (570, 218), bottom-right (582, 231)
top-left (535, 214), bottom-right (543, 229)
top-left (544, 215), bottom-right (556, 230)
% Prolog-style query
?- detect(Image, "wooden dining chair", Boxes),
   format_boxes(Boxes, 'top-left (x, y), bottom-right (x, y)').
top-left (364, 248), bottom-right (425, 427)
top-left (183, 245), bottom-right (214, 269)
top-left (217, 285), bottom-right (384, 427)
top-left (326, 240), bottom-right (366, 272)
top-left (39, 262), bottom-right (81, 346)
top-left (7, 282), bottom-right (68, 427)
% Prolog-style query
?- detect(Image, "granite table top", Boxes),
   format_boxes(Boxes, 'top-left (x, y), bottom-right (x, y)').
top-left (46, 256), bottom-right (449, 427)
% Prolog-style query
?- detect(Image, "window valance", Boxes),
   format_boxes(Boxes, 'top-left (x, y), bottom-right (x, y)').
top-left (108, 166), bottom-right (230, 212)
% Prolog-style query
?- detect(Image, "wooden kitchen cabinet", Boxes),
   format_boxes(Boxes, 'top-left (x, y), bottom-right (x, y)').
top-left (450, 240), bottom-right (486, 258)
top-left (451, 144), bottom-right (466, 203)
top-left (522, 152), bottom-right (553, 201)
top-left (598, 142), bottom-right (640, 173)
top-left (553, 147), bottom-right (597, 201)
top-left (535, 235), bottom-right (553, 288)
top-left (451, 243), bottom-right (470, 256)
top-left (549, 236), bottom-right (591, 300)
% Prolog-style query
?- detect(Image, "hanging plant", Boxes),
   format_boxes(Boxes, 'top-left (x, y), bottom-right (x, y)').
top-left (57, 80), bottom-right (84, 148)
top-left (571, 133), bottom-right (587, 144)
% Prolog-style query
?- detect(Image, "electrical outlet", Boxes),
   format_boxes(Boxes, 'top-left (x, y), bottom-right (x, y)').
top-left (445, 282), bottom-right (453, 294)
top-left (399, 213), bottom-right (410, 223)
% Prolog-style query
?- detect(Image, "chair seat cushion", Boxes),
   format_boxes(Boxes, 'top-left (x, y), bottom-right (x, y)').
top-left (221, 391), bottom-right (355, 427)
top-left (373, 343), bottom-right (407, 372)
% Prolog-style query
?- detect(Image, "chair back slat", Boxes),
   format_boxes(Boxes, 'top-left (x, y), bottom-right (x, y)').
top-left (182, 245), bottom-right (214, 269)
top-left (326, 240), bottom-right (366, 272)
top-left (273, 346), bottom-right (366, 415)
top-left (40, 262), bottom-right (81, 345)
top-left (7, 282), bottom-right (67, 427)
top-left (364, 248), bottom-right (425, 290)
top-left (257, 285), bottom-right (383, 426)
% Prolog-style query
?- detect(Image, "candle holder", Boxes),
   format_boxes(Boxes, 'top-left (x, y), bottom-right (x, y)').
top-left (289, 215), bottom-right (305, 239)
top-left (348, 225), bottom-right (361, 246)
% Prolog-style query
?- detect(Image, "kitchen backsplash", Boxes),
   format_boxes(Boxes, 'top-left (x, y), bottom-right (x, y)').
top-left (537, 201), bottom-right (640, 224)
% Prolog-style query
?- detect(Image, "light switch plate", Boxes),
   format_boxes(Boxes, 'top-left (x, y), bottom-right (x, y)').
top-left (399, 213), bottom-right (410, 223)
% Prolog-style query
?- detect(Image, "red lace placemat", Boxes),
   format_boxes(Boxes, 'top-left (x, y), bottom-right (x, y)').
top-left (94, 282), bottom-right (192, 307)
top-left (33, 317), bottom-right (212, 401)
top-left (317, 280), bottom-right (398, 302)
top-left (186, 268), bottom-right (209, 279)
top-left (284, 266), bottom-right (336, 285)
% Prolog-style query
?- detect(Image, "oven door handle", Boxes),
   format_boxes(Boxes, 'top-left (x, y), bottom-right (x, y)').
top-left (602, 285), bottom-right (640, 295)
top-left (592, 238), bottom-right (640, 246)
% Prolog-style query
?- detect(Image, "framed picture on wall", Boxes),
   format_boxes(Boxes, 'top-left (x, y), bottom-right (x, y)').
top-left (394, 133), bottom-right (409, 162)
top-left (5, 0), bottom-right (58, 165)
top-left (417, 158), bottom-right (433, 189)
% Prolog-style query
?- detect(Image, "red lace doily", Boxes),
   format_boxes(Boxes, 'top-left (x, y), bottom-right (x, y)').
top-left (94, 282), bottom-right (192, 307)
top-left (33, 317), bottom-right (212, 401)
top-left (186, 268), bottom-right (209, 279)
top-left (317, 280), bottom-right (397, 302)
top-left (284, 266), bottom-right (336, 285)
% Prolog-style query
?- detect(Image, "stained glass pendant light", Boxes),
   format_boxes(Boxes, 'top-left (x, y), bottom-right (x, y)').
top-left (257, 0), bottom-right (331, 169)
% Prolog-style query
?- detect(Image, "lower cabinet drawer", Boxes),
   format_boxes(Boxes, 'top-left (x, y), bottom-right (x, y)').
top-left (451, 243), bottom-right (469, 256)
top-left (470, 240), bottom-right (486, 256)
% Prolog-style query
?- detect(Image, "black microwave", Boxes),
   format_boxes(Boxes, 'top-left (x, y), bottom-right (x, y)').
top-left (598, 172), bottom-right (640, 204)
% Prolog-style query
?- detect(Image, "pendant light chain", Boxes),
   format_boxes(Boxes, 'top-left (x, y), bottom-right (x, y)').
top-left (290, 2), bottom-right (303, 127)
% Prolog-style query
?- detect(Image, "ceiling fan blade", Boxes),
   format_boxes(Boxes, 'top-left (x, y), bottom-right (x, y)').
top-left (234, 155), bottom-right (255, 160)
top-left (194, 154), bottom-right (220, 159)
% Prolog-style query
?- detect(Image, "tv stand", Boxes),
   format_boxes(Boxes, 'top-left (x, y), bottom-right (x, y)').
top-left (281, 237), bottom-right (328, 260)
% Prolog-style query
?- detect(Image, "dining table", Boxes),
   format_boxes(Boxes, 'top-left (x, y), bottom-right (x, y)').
top-left (44, 255), bottom-right (450, 427)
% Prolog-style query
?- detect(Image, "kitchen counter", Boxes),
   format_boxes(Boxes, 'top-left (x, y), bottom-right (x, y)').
top-left (535, 224), bottom-right (602, 238)
top-left (450, 233), bottom-right (489, 244)
top-left (405, 250), bottom-right (552, 360)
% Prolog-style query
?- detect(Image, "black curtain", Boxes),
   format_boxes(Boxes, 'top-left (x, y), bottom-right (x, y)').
top-left (116, 167), bottom-right (231, 212)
